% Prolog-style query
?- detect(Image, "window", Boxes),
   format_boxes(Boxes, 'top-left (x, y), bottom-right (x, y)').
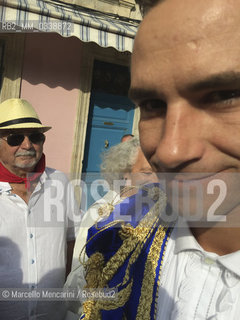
top-left (0, 34), bottom-right (25, 102)
top-left (92, 60), bottom-right (130, 95)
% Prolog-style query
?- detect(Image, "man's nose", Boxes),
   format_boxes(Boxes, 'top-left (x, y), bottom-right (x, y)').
top-left (20, 136), bottom-right (33, 149)
top-left (153, 103), bottom-right (205, 170)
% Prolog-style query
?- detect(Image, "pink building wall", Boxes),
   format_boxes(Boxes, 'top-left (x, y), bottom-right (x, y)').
top-left (21, 33), bottom-right (83, 174)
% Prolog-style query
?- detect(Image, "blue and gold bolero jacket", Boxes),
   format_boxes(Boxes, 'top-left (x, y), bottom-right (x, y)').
top-left (80, 184), bottom-right (173, 320)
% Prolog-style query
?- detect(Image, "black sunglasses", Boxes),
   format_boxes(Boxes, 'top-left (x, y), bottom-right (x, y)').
top-left (1, 132), bottom-right (45, 146)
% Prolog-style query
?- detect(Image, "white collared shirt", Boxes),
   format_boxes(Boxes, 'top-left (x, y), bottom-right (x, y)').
top-left (0, 168), bottom-right (80, 320)
top-left (157, 219), bottom-right (240, 320)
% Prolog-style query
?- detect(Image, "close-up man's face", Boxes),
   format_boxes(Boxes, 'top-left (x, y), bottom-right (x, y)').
top-left (0, 129), bottom-right (45, 174)
top-left (130, 0), bottom-right (240, 224)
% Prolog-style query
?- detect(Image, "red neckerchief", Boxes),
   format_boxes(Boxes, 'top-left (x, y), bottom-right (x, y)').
top-left (0, 154), bottom-right (46, 190)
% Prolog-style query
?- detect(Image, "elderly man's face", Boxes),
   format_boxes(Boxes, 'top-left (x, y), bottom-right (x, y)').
top-left (124, 148), bottom-right (159, 186)
top-left (0, 129), bottom-right (44, 175)
top-left (130, 0), bottom-right (240, 224)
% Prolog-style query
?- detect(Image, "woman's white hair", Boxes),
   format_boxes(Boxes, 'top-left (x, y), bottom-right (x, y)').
top-left (100, 136), bottom-right (140, 186)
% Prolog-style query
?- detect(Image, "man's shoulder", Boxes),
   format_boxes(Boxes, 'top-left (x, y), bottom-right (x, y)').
top-left (0, 181), bottom-right (10, 189)
top-left (44, 167), bottom-right (64, 175)
top-left (43, 167), bottom-right (70, 182)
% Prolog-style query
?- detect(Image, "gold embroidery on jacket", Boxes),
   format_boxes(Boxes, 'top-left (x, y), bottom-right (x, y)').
top-left (82, 187), bottom-right (168, 320)
top-left (136, 225), bottom-right (170, 320)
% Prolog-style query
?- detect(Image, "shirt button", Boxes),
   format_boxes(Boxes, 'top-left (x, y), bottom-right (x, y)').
top-left (30, 233), bottom-right (33, 238)
top-left (31, 259), bottom-right (35, 264)
top-left (204, 257), bottom-right (215, 265)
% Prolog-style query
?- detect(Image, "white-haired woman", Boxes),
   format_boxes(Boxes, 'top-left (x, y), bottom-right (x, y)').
top-left (64, 138), bottom-right (158, 318)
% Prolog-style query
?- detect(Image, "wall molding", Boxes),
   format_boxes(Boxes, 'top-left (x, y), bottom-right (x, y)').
top-left (52, 0), bottom-right (141, 19)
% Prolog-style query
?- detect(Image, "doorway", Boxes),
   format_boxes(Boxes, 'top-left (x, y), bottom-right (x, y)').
top-left (82, 60), bottom-right (135, 207)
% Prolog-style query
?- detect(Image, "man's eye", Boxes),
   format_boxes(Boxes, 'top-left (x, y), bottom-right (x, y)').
top-left (204, 90), bottom-right (240, 104)
top-left (142, 172), bottom-right (153, 175)
top-left (139, 99), bottom-right (167, 115)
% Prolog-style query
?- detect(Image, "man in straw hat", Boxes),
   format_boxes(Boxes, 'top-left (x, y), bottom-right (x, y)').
top-left (70, 0), bottom-right (240, 319)
top-left (0, 98), bottom-right (79, 319)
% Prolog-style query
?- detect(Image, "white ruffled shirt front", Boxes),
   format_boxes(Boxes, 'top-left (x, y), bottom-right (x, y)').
top-left (157, 220), bottom-right (240, 320)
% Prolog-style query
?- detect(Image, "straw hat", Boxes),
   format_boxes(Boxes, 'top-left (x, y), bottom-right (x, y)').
top-left (0, 98), bottom-right (51, 132)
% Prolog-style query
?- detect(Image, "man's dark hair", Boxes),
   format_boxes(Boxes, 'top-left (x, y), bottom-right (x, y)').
top-left (136, 0), bottom-right (165, 15)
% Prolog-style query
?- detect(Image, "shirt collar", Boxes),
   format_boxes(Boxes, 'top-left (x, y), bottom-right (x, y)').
top-left (174, 217), bottom-right (240, 277)
top-left (174, 218), bottom-right (203, 254)
top-left (0, 181), bottom-right (12, 193)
